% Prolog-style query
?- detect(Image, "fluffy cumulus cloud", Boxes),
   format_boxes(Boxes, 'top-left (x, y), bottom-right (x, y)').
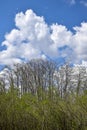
top-left (73, 22), bottom-right (87, 61)
top-left (0, 9), bottom-right (87, 65)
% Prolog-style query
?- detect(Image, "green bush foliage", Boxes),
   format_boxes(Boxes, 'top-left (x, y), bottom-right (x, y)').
top-left (0, 88), bottom-right (87, 130)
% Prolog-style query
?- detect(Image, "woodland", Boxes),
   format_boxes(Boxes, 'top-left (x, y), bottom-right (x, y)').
top-left (0, 59), bottom-right (87, 130)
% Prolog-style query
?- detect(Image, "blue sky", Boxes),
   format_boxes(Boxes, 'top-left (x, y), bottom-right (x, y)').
top-left (0, 0), bottom-right (87, 41)
top-left (0, 0), bottom-right (87, 67)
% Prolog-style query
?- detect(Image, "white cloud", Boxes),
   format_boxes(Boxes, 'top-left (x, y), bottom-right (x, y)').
top-left (50, 24), bottom-right (72, 48)
top-left (0, 9), bottom-right (87, 65)
top-left (65, 0), bottom-right (76, 5)
top-left (73, 22), bottom-right (87, 61)
top-left (70, 0), bottom-right (76, 5)
top-left (80, 1), bottom-right (87, 7)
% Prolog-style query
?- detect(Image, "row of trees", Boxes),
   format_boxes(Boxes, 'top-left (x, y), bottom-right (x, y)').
top-left (0, 59), bottom-right (87, 97)
top-left (0, 59), bottom-right (87, 129)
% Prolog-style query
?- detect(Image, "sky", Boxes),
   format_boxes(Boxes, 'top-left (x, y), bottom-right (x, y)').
top-left (0, 0), bottom-right (87, 68)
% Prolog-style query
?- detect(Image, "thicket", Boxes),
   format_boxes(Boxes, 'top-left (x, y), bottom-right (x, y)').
top-left (0, 59), bottom-right (87, 130)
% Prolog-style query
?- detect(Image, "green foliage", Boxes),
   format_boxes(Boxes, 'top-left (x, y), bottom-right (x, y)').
top-left (1, 59), bottom-right (87, 129)
top-left (0, 88), bottom-right (87, 130)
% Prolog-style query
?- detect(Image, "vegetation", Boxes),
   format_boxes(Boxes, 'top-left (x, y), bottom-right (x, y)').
top-left (0, 59), bottom-right (87, 130)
